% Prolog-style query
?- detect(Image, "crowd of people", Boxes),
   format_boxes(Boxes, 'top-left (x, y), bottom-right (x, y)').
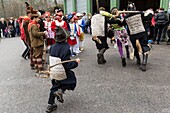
top-left (91, 2), bottom-right (170, 73)
top-left (0, 17), bottom-right (20, 38)
top-left (0, 1), bottom-right (170, 113)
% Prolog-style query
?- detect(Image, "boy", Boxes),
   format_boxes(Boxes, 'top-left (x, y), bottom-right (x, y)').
top-left (46, 26), bottom-right (80, 113)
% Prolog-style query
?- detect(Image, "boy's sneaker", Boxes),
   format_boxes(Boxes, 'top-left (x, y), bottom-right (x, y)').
top-left (46, 104), bottom-right (58, 113)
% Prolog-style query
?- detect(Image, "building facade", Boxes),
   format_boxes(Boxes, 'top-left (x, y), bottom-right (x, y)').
top-left (62, 0), bottom-right (170, 14)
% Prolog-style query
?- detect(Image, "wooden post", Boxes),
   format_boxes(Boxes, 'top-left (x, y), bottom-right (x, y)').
top-left (96, 0), bottom-right (99, 13)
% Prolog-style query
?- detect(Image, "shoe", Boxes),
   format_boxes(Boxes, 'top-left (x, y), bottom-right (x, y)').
top-left (53, 90), bottom-right (64, 103)
top-left (31, 66), bottom-right (35, 70)
top-left (97, 53), bottom-right (105, 64)
top-left (140, 64), bottom-right (146, 71)
top-left (22, 56), bottom-right (27, 60)
top-left (45, 104), bottom-right (58, 113)
top-left (80, 48), bottom-right (84, 51)
top-left (121, 58), bottom-right (126, 67)
top-left (71, 54), bottom-right (75, 57)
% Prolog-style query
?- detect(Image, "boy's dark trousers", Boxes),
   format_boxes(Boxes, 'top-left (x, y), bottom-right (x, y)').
top-left (48, 80), bottom-right (60, 105)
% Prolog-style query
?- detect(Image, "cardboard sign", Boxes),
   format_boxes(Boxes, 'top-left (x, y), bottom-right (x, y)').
top-left (91, 14), bottom-right (105, 36)
top-left (125, 14), bottom-right (145, 35)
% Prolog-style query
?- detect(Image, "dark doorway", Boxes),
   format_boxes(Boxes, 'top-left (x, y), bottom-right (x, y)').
top-left (92, 0), bottom-right (110, 14)
top-left (119, 0), bottom-right (160, 11)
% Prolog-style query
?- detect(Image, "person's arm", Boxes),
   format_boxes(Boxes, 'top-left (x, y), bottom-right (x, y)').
top-left (62, 48), bottom-right (78, 70)
top-left (100, 10), bottom-right (119, 18)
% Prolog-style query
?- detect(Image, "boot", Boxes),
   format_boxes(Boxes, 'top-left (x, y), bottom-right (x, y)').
top-left (99, 48), bottom-right (107, 63)
top-left (140, 54), bottom-right (148, 71)
top-left (97, 53), bottom-right (105, 64)
top-left (45, 104), bottom-right (58, 113)
top-left (121, 57), bottom-right (126, 67)
top-left (97, 48), bottom-right (107, 64)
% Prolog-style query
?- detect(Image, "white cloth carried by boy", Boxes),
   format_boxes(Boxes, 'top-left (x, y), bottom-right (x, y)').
top-left (49, 56), bottom-right (67, 80)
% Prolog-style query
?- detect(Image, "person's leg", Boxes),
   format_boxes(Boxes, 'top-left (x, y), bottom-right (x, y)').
top-left (153, 26), bottom-right (158, 42)
top-left (157, 26), bottom-right (164, 44)
top-left (125, 45), bottom-right (130, 59)
top-left (30, 47), bottom-right (35, 69)
top-left (138, 33), bottom-right (150, 71)
top-left (130, 37), bottom-right (141, 65)
top-left (46, 80), bottom-right (58, 113)
top-left (22, 41), bottom-right (29, 59)
top-left (117, 39), bottom-right (126, 67)
top-left (36, 46), bottom-right (44, 72)
top-left (97, 36), bottom-right (109, 64)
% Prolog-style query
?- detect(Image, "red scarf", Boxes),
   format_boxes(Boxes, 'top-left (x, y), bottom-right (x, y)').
top-left (28, 21), bottom-right (40, 31)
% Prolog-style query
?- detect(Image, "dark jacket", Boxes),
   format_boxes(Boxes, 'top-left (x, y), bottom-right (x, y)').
top-left (143, 13), bottom-right (153, 29)
top-left (154, 12), bottom-right (169, 26)
top-left (38, 18), bottom-right (46, 32)
top-left (8, 21), bottom-right (14, 27)
top-left (49, 42), bottom-right (78, 88)
top-left (0, 21), bottom-right (7, 31)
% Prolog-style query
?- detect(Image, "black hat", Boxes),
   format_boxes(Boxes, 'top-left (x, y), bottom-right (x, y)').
top-left (55, 26), bottom-right (70, 42)
top-left (31, 10), bottom-right (39, 18)
top-left (127, 2), bottom-right (136, 11)
top-left (38, 10), bottom-right (45, 15)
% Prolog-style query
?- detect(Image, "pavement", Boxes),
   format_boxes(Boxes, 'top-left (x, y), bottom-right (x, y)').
top-left (0, 35), bottom-right (170, 113)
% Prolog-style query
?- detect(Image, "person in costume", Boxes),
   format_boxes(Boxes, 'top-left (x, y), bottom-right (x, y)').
top-left (51, 8), bottom-right (68, 30)
top-left (28, 10), bottom-right (46, 74)
top-left (91, 7), bottom-right (119, 64)
top-left (120, 2), bottom-right (152, 71)
top-left (44, 12), bottom-right (55, 49)
top-left (67, 14), bottom-right (80, 56)
top-left (19, 16), bottom-right (29, 60)
top-left (100, 7), bottom-right (130, 67)
top-left (76, 13), bottom-right (85, 51)
top-left (23, 2), bottom-right (34, 69)
top-left (46, 26), bottom-right (80, 113)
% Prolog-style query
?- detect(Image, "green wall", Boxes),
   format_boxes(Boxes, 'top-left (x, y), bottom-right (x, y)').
top-left (87, 0), bottom-right (92, 13)
top-left (110, 0), bottom-right (119, 10)
top-left (160, 0), bottom-right (170, 11)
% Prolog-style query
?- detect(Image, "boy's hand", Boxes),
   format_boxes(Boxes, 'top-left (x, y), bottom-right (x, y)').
top-left (76, 58), bottom-right (81, 64)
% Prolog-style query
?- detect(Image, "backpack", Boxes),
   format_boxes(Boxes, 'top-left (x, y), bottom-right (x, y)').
top-left (49, 56), bottom-right (67, 80)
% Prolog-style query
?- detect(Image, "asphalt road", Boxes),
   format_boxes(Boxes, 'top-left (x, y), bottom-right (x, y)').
top-left (0, 35), bottom-right (170, 113)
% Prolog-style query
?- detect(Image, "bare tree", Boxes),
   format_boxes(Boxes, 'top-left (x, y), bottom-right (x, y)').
top-left (1, 0), bottom-right (6, 18)
top-left (54, 0), bottom-right (58, 5)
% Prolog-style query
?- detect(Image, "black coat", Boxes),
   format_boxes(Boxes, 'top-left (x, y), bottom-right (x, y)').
top-left (49, 42), bottom-right (78, 90)
top-left (8, 21), bottom-right (14, 27)
top-left (38, 18), bottom-right (46, 32)
top-left (0, 21), bottom-right (7, 31)
top-left (155, 12), bottom-right (169, 26)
